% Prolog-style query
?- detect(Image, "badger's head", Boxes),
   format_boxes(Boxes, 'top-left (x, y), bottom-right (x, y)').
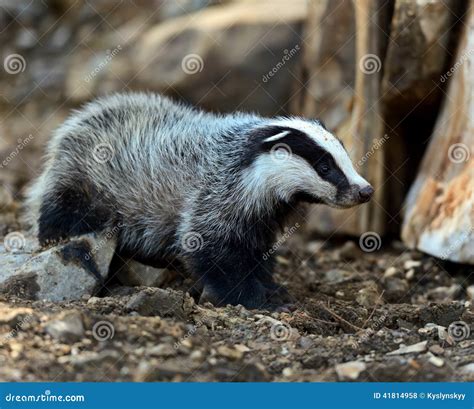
top-left (244, 118), bottom-right (374, 208)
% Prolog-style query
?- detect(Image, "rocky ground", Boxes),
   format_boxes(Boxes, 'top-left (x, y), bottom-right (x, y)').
top-left (0, 223), bottom-right (473, 382)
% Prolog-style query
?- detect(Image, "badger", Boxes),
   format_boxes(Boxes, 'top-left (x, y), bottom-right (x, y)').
top-left (25, 93), bottom-right (373, 309)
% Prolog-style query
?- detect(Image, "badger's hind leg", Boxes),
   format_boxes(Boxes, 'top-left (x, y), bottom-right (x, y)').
top-left (37, 178), bottom-right (112, 246)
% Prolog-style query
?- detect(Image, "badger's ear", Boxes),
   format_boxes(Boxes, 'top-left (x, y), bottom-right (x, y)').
top-left (262, 130), bottom-right (290, 143)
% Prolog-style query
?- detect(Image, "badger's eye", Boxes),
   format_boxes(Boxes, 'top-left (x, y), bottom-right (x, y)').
top-left (319, 164), bottom-right (330, 175)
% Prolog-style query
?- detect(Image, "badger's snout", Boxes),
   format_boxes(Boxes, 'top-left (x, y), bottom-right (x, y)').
top-left (357, 185), bottom-right (374, 203)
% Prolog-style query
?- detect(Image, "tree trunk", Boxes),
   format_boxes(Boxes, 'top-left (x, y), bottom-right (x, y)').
top-left (401, 1), bottom-right (474, 263)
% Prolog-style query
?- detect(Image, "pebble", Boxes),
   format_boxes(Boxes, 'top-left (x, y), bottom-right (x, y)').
top-left (383, 267), bottom-right (400, 278)
top-left (336, 241), bottom-right (360, 261)
top-left (405, 268), bottom-right (415, 280)
top-left (335, 361), bottom-right (366, 380)
top-left (403, 260), bottom-right (421, 270)
top-left (429, 345), bottom-right (444, 355)
top-left (466, 285), bottom-right (474, 301)
top-left (148, 344), bottom-right (177, 357)
top-left (217, 345), bottom-right (244, 360)
top-left (45, 311), bottom-right (84, 343)
top-left (428, 355), bottom-right (444, 368)
top-left (325, 269), bottom-right (353, 284)
top-left (387, 341), bottom-right (427, 356)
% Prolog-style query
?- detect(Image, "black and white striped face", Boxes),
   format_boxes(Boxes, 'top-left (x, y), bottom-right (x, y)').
top-left (247, 118), bottom-right (374, 208)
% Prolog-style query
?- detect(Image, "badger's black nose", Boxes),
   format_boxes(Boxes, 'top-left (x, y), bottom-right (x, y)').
top-left (358, 185), bottom-right (374, 202)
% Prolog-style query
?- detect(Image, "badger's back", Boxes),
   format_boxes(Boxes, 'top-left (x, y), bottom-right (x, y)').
top-left (24, 93), bottom-right (257, 260)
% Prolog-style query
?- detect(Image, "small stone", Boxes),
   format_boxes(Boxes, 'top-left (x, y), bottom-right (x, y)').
top-left (190, 350), bottom-right (204, 361)
top-left (148, 344), bottom-right (177, 357)
top-left (125, 288), bottom-right (188, 317)
top-left (306, 240), bottom-right (323, 254)
top-left (403, 260), bottom-right (421, 270)
top-left (428, 355), bottom-right (444, 367)
top-left (426, 284), bottom-right (462, 301)
top-left (282, 367), bottom-right (294, 377)
top-left (429, 345), bottom-right (444, 355)
top-left (297, 336), bottom-right (313, 349)
top-left (405, 268), bottom-right (415, 280)
top-left (217, 345), bottom-right (243, 360)
top-left (383, 277), bottom-right (409, 302)
top-left (466, 285), bottom-right (474, 301)
top-left (387, 341), bottom-right (427, 356)
top-left (335, 361), bottom-right (366, 380)
top-left (337, 241), bottom-right (360, 261)
top-left (383, 267), bottom-right (400, 278)
top-left (45, 312), bottom-right (84, 343)
top-left (325, 269), bottom-right (353, 284)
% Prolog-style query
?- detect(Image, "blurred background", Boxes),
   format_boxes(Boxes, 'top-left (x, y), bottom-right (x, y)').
top-left (0, 0), bottom-right (472, 264)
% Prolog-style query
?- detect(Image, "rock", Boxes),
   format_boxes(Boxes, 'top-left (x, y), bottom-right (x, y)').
top-left (356, 281), bottom-right (382, 308)
top-left (426, 285), bottom-right (462, 301)
top-left (125, 288), bottom-right (189, 318)
top-left (336, 241), bottom-right (360, 261)
top-left (58, 350), bottom-right (119, 367)
top-left (68, 0), bottom-right (307, 115)
top-left (216, 345), bottom-right (244, 360)
top-left (403, 260), bottom-right (421, 270)
top-left (383, 267), bottom-right (401, 278)
top-left (465, 285), bottom-right (474, 301)
top-left (429, 344), bottom-right (445, 355)
top-left (0, 234), bottom-right (116, 301)
top-left (0, 306), bottom-right (34, 328)
top-left (387, 341), bottom-right (428, 356)
top-left (148, 343), bottom-right (177, 357)
top-left (45, 311), bottom-right (85, 343)
top-left (116, 260), bottom-right (171, 288)
top-left (335, 361), bottom-right (367, 380)
top-left (383, 277), bottom-right (409, 302)
top-left (325, 269), bottom-right (353, 284)
top-left (428, 354), bottom-right (444, 368)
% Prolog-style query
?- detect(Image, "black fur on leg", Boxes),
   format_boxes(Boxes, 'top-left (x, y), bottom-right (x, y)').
top-left (190, 235), bottom-right (289, 309)
top-left (38, 179), bottom-right (112, 246)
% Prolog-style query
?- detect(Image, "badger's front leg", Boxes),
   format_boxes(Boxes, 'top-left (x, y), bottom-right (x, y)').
top-left (189, 241), bottom-right (279, 309)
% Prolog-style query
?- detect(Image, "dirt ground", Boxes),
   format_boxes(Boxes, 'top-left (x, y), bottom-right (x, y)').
top-left (0, 226), bottom-right (473, 382)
